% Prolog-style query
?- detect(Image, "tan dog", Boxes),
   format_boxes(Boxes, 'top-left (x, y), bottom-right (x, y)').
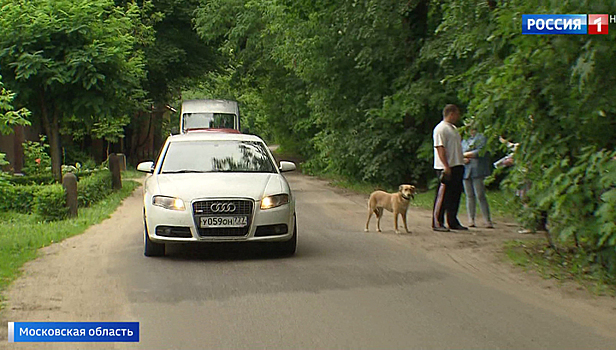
top-left (365, 184), bottom-right (416, 234)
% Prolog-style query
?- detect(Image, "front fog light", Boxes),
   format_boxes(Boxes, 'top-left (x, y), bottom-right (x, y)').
top-left (153, 196), bottom-right (186, 211)
top-left (260, 194), bottom-right (289, 210)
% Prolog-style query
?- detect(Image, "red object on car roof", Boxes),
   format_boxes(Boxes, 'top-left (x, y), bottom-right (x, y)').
top-left (185, 128), bottom-right (241, 134)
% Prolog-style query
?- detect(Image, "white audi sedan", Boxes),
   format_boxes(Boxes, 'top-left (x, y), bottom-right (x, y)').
top-left (136, 132), bottom-right (297, 257)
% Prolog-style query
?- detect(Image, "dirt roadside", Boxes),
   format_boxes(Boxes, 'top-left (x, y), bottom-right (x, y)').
top-left (0, 189), bottom-right (142, 349)
top-left (318, 174), bottom-right (616, 339)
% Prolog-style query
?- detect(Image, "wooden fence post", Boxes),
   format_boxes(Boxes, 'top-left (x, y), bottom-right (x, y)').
top-left (109, 154), bottom-right (122, 190)
top-left (117, 153), bottom-right (127, 171)
top-left (63, 173), bottom-right (78, 218)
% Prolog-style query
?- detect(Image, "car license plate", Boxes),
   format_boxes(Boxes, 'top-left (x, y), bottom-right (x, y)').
top-left (200, 216), bottom-right (247, 228)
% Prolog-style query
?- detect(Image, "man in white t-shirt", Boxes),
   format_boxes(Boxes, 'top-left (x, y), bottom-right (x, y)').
top-left (432, 104), bottom-right (468, 232)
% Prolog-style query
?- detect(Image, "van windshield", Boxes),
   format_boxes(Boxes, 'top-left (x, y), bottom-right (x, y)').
top-left (183, 113), bottom-right (236, 131)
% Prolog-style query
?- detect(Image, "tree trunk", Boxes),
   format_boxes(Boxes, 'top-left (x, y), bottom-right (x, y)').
top-left (403, 0), bottom-right (429, 64)
top-left (48, 110), bottom-right (63, 182)
top-left (13, 125), bottom-right (24, 173)
top-left (92, 138), bottom-right (105, 163)
top-left (39, 90), bottom-right (63, 182)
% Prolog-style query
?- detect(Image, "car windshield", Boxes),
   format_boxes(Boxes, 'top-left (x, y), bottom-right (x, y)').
top-left (160, 140), bottom-right (276, 174)
top-left (183, 113), bottom-right (236, 131)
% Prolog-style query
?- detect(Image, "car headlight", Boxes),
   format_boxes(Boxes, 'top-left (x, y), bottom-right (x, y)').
top-left (152, 196), bottom-right (186, 211)
top-left (260, 194), bottom-right (289, 210)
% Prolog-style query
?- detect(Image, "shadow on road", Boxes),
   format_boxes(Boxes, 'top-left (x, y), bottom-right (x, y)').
top-left (161, 241), bottom-right (318, 261)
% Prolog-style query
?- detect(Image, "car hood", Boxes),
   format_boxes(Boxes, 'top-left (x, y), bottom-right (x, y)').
top-left (152, 172), bottom-right (285, 201)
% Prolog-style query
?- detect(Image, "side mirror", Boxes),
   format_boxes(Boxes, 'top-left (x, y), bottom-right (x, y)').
top-left (137, 161), bottom-right (154, 173)
top-left (279, 161), bottom-right (296, 173)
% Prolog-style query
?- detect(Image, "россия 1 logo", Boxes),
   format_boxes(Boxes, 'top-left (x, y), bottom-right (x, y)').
top-left (588, 14), bottom-right (609, 34)
top-left (522, 14), bottom-right (612, 34)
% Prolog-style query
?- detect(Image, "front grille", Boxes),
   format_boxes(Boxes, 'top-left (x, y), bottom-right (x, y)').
top-left (193, 199), bottom-right (254, 237)
top-left (156, 226), bottom-right (192, 238)
top-left (193, 200), bottom-right (253, 215)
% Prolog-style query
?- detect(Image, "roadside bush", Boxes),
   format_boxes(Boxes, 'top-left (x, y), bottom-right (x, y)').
top-left (33, 184), bottom-right (68, 221)
top-left (541, 148), bottom-right (616, 274)
top-left (0, 184), bottom-right (39, 213)
top-left (0, 153), bottom-right (8, 167)
top-left (7, 170), bottom-right (96, 186)
top-left (0, 170), bottom-right (114, 221)
top-left (77, 170), bottom-right (112, 207)
top-left (63, 146), bottom-right (97, 170)
top-left (21, 137), bottom-right (52, 176)
top-left (7, 173), bottom-right (56, 185)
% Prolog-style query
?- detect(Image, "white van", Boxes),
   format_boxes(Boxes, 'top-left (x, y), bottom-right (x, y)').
top-left (180, 99), bottom-right (241, 133)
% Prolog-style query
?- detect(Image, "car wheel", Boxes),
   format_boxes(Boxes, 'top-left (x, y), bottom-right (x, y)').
top-left (144, 219), bottom-right (165, 257)
top-left (276, 218), bottom-right (297, 256)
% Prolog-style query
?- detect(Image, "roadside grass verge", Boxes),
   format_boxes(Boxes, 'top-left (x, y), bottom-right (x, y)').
top-left (504, 240), bottom-right (616, 296)
top-left (326, 175), bottom-right (514, 220)
top-left (0, 179), bottom-right (140, 297)
top-left (121, 168), bottom-right (145, 180)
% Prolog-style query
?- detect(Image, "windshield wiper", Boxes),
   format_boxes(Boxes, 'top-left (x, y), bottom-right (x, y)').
top-left (214, 170), bottom-right (277, 174)
top-left (161, 169), bottom-right (208, 174)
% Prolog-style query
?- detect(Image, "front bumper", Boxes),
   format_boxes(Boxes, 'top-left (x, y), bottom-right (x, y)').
top-left (145, 197), bottom-right (295, 243)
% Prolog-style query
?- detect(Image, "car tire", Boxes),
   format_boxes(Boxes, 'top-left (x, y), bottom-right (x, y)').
top-left (144, 220), bottom-right (165, 257)
top-left (275, 218), bottom-right (297, 256)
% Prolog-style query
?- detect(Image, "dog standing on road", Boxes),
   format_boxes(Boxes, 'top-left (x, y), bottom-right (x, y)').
top-left (365, 184), bottom-right (416, 234)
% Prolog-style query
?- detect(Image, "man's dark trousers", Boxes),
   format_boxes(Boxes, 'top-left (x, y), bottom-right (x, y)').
top-left (433, 165), bottom-right (465, 228)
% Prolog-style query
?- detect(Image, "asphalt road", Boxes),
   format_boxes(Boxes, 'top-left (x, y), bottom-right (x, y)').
top-left (2, 172), bottom-right (616, 349)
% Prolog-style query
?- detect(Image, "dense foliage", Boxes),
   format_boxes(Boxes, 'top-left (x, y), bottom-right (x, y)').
top-left (0, 169), bottom-right (113, 220)
top-left (22, 137), bottom-right (53, 176)
top-left (0, 74), bottom-right (30, 168)
top-left (77, 170), bottom-right (113, 207)
top-left (0, 184), bottom-right (39, 213)
top-left (34, 184), bottom-right (69, 221)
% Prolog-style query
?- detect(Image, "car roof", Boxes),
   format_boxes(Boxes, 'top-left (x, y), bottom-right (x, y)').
top-left (166, 132), bottom-right (265, 143)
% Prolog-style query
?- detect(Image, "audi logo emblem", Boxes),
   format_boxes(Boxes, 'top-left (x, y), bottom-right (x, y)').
top-left (210, 202), bottom-right (236, 213)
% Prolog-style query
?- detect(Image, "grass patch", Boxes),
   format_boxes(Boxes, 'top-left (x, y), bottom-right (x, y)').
top-left (0, 180), bottom-right (140, 297)
top-left (327, 177), bottom-right (384, 196)
top-left (504, 239), bottom-right (616, 296)
top-left (409, 187), bottom-right (513, 219)
top-left (325, 175), bottom-right (514, 220)
top-left (122, 168), bottom-right (145, 180)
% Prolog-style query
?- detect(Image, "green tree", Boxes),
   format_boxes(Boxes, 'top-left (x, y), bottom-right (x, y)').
top-left (0, 74), bottom-right (31, 167)
top-left (193, 0), bottom-right (314, 151)
top-left (0, 0), bottom-right (149, 181)
top-left (0, 75), bottom-right (30, 136)
top-left (144, 0), bottom-right (221, 103)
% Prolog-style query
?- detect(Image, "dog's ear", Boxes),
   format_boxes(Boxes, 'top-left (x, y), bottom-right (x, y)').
top-left (398, 185), bottom-right (403, 193)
